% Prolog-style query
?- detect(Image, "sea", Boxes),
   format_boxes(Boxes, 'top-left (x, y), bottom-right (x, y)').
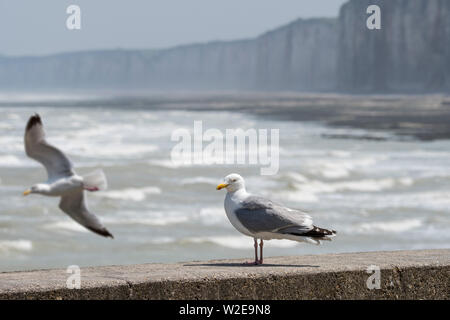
top-left (0, 92), bottom-right (449, 272)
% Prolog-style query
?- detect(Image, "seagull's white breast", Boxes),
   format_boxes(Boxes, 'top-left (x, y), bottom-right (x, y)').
top-left (48, 175), bottom-right (83, 196)
top-left (224, 191), bottom-right (255, 238)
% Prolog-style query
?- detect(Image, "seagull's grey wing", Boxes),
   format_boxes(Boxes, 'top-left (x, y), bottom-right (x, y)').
top-left (234, 196), bottom-right (314, 235)
top-left (59, 190), bottom-right (113, 238)
top-left (24, 114), bottom-right (74, 181)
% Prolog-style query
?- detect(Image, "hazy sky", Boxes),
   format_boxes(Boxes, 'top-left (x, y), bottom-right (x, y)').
top-left (0, 0), bottom-right (347, 56)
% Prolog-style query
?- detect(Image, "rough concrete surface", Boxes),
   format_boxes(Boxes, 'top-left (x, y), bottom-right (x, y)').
top-left (0, 249), bottom-right (448, 300)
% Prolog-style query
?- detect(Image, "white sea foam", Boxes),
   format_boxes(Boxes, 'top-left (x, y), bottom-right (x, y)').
top-left (148, 159), bottom-right (187, 169)
top-left (100, 187), bottom-right (161, 202)
top-left (0, 240), bottom-right (33, 253)
top-left (184, 235), bottom-right (298, 249)
top-left (195, 207), bottom-right (228, 225)
top-left (134, 216), bottom-right (188, 226)
top-left (61, 140), bottom-right (159, 159)
top-left (283, 172), bottom-right (309, 183)
top-left (43, 221), bottom-right (89, 233)
top-left (304, 157), bottom-right (380, 179)
top-left (354, 219), bottom-right (423, 233)
top-left (180, 177), bottom-right (219, 185)
top-left (329, 150), bottom-right (352, 158)
top-left (278, 177), bottom-right (411, 203)
top-left (0, 155), bottom-right (31, 167)
top-left (105, 215), bottom-right (189, 226)
top-left (0, 123), bottom-right (14, 130)
top-left (147, 237), bottom-right (176, 244)
top-left (83, 144), bottom-right (158, 159)
top-left (359, 191), bottom-right (450, 211)
top-left (0, 137), bottom-right (23, 153)
top-left (148, 158), bottom-right (219, 168)
top-left (100, 208), bottom-right (190, 226)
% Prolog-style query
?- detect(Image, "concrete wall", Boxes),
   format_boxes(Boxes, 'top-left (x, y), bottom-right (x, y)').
top-left (0, 249), bottom-right (448, 300)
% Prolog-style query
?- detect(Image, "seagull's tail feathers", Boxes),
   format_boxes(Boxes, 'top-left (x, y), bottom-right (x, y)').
top-left (282, 226), bottom-right (337, 245)
top-left (303, 226), bottom-right (337, 244)
top-left (82, 169), bottom-right (108, 191)
top-left (303, 226), bottom-right (337, 238)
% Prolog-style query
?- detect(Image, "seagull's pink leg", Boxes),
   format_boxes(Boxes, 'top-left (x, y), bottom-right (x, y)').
top-left (243, 238), bottom-right (259, 265)
top-left (84, 186), bottom-right (99, 192)
top-left (258, 239), bottom-right (264, 265)
top-left (254, 238), bottom-right (259, 264)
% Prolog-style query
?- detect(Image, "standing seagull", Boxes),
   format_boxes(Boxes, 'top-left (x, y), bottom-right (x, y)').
top-left (217, 173), bottom-right (335, 265)
top-left (23, 114), bottom-right (113, 238)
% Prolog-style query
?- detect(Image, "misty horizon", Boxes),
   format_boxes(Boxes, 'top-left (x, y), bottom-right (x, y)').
top-left (0, 16), bottom-right (336, 59)
top-left (1, 0), bottom-right (449, 94)
top-left (0, 0), bottom-right (346, 57)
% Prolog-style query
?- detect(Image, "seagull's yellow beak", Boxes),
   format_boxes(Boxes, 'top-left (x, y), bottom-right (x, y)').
top-left (216, 183), bottom-right (228, 190)
top-left (23, 189), bottom-right (31, 196)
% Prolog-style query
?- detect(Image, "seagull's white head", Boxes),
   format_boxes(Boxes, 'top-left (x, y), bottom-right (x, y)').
top-left (23, 184), bottom-right (50, 196)
top-left (216, 173), bottom-right (245, 193)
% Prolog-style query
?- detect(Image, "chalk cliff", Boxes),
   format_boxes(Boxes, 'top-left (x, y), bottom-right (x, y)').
top-left (0, 18), bottom-right (337, 91)
top-left (0, 0), bottom-right (448, 93)
top-left (338, 0), bottom-right (450, 92)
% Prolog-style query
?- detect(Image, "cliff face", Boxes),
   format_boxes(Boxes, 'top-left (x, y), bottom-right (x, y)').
top-left (0, 18), bottom-right (338, 91)
top-left (152, 18), bottom-right (338, 91)
top-left (0, 0), bottom-right (449, 93)
top-left (338, 0), bottom-right (450, 92)
top-left (254, 18), bottom-right (337, 91)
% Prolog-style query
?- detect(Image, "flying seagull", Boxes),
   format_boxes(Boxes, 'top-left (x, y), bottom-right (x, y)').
top-left (23, 114), bottom-right (113, 238)
top-left (217, 173), bottom-right (336, 265)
